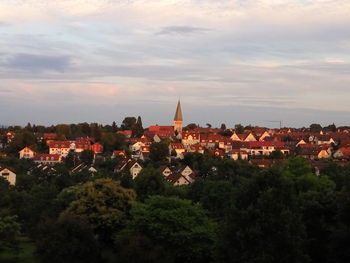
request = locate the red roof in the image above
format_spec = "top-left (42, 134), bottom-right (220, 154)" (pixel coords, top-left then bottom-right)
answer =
top-left (49, 140), bottom-right (71, 148)
top-left (170, 143), bottom-right (185, 149)
top-left (247, 141), bottom-right (286, 148)
top-left (34, 154), bottom-right (61, 161)
top-left (148, 125), bottom-right (174, 132)
top-left (43, 133), bottom-right (57, 140)
top-left (338, 147), bottom-right (350, 157)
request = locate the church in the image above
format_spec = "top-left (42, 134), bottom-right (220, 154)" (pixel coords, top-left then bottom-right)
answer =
top-left (146, 100), bottom-right (183, 138)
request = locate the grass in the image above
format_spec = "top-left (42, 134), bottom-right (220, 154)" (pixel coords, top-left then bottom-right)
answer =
top-left (0, 236), bottom-right (37, 263)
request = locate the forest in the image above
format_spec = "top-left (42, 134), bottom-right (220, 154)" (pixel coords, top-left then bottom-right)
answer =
top-left (1, 153), bottom-right (350, 263)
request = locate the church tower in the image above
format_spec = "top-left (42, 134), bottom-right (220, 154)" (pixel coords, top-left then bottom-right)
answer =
top-left (174, 100), bottom-right (183, 135)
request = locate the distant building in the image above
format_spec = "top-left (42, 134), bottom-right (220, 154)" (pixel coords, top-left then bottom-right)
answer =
top-left (91, 142), bottom-right (103, 154)
top-left (174, 100), bottom-right (183, 135)
top-left (19, 147), bottom-right (36, 159)
top-left (0, 167), bottom-right (16, 185)
top-left (34, 154), bottom-right (62, 165)
top-left (115, 159), bottom-right (143, 179)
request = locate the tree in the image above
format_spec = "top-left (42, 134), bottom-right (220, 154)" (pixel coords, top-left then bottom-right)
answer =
top-left (116, 196), bottom-right (217, 263)
top-left (310, 123), bottom-right (322, 133)
top-left (188, 179), bottom-right (235, 219)
top-left (0, 215), bottom-right (20, 253)
top-left (216, 169), bottom-right (309, 263)
top-left (149, 141), bottom-right (169, 162)
top-left (206, 123), bottom-right (212, 128)
top-left (36, 215), bottom-right (101, 263)
top-left (324, 123), bottom-right (337, 132)
top-left (184, 123), bottom-right (198, 130)
top-left (136, 116), bottom-right (143, 129)
top-left (234, 124), bottom-right (244, 134)
top-left (220, 123), bottom-right (226, 130)
top-left (121, 117), bottom-right (137, 130)
top-left (134, 167), bottom-right (165, 201)
top-left (63, 179), bottom-right (136, 242)
top-left (56, 124), bottom-right (71, 139)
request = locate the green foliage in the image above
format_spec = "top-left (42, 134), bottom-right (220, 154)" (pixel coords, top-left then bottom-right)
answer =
top-left (309, 123), bottom-right (322, 133)
top-left (0, 215), bottom-right (21, 252)
top-left (134, 167), bottom-right (165, 200)
top-left (184, 123), bottom-right (198, 130)
top-left (234, 124), bottom-right (244, 133)
top-left (280, 156), bottom-right (313, 177)
top-left (101, 132), bottom-right (127, 153)
top-left (188, 179), bottom-right (235, 219)
top-left (63, 178), bottom-right (136, 242)
top-left (117, 196), bottom-right (217, 263)
top-left (121, 116), bottom-right (144, 137)
top-left (6, 132), bottom-right (36, 155)
top-left (216, 169), bottom-right (309, 263)
top-left (149, 141), bottom-right (169, 162)
top-left (36, 215), bottom-right (100, 263)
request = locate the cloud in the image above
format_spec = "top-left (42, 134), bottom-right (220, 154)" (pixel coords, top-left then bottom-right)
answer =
top-left (2, 53), bottom-right (73, 72)
top-left (0, 1), bottom-right (350, 126)
top-left (156, 26), bottom-right (210, 35)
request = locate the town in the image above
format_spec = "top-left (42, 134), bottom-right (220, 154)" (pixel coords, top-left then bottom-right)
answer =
top-left (1, 100), bottom-right (349, 186)
top-left (1, 101), bottom-right (350, 263)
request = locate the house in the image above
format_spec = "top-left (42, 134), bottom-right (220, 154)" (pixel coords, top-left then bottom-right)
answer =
top-left (0, 167), bottom-right (16, 185)
top-left (34, 154), bottom-right (62, 165)
top-left (230, 132), bottom-right (257, 142)
top-left (298, 144), bottom-right (331, 160)
top-left (91, 142), bottom-right (103, 154)
top-left (73, 138), bottom-right (91, 153)
top-left (334, 147), bottom-right (350, 159)
top-left (43, 133), bottom-right (57, 143)
top-left (182, 131), bottom-right (200, 146)
top-left (248, 141), bottom-right (289, 156)
top-left (147, 125), bottom-right (175, 138)
top-left (230, 150), bottom-right (249, 160)
top-left (160, 166), bottom-right (172, 177)
top-left (71, 163), bottom-right (97, 174)
top-left (315, 135), bottom-right (335, 145)
top-left (115, 159), bottom-right (142, 179)
top-left (19, 147), bottom-right (36, 159)
top-left (188, 143), bottom-right (205, 154)
top-left (112, 150), bottom-right (127, 159)
top-left (258, 131), bottom-right (271, 141)
top-left (169, 143), bottom-right (186, 159)
top-left (6, 132), bottom-right (15, 143)
top-left (49, 140), bottom-right (72, 157)
top-left (164, 165), bottom-right (196, 186)
top-left (296, 139), bottom-right (307, 147)
top-left (178, 166), bottom-right (196, 183)
top-left (200, 134), bottom-right (226, 149)
top-left (166, 172), bottom-right (192, 186)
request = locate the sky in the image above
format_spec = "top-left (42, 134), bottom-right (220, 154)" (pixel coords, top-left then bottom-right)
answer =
top-left (0, 0), bottom-right (350, 128)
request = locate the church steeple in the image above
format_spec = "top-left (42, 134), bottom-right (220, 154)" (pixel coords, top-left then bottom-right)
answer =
top-left (174, 100), bottom-right (183, 121)
top-left (173, 100), bottom-right (183, 134)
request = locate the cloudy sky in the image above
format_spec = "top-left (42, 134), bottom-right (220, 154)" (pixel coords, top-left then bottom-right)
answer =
top-left (1, 0), bottom-right (350, 128)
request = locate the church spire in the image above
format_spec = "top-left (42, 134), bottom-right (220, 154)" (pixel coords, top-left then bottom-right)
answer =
top-left (174, 100), bottom-right (183, 121)
top-left (173, 100), bottom-right (183, 135)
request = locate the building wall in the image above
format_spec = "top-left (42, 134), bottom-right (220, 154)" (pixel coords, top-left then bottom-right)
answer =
top-left (0, 168), bottom-right (16, 185)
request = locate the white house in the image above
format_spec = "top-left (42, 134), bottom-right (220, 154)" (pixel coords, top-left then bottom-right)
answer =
top-left (19, 147), bottom-right (36, 159)
top-left (0, 167), bottom-right (16, 185)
